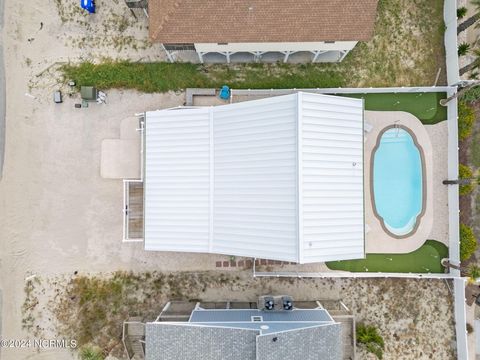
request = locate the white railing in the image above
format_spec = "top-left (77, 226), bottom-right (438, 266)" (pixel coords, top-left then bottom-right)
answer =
top-left (454, 278), bottom-right (469, 360)
top-left (123, 114), bottom-right (145, 242)
top-left (444, 0), bottom-right (460, 85)
top-left (231, 86), bottom-right (452, 99)
top-left (447, 92), bottom-right (460, 274)
top-left (253, 270), bottom-right (457, 279)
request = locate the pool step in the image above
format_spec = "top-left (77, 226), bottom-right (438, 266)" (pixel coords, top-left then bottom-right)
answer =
top-left (381, 130), bottom-right (411, 143)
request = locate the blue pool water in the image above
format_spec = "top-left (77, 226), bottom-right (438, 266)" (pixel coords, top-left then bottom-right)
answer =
top-left (373, 128), bottom-right (423, 236)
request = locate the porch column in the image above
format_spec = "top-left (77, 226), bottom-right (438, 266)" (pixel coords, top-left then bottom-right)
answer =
top-left (283, 51), bottom-right (291, 63)
top-left (161, 44), bottom-right (174, 63)
top-left (226, 52), bottom-right (231, 63)
top-left (198, 52), bottom-right (204, 64)
top-left (254, 51), bottom-right (264, 62)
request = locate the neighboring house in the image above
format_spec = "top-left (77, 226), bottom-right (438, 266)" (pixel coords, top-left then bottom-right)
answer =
top-left (123, 92), bottom-right (365, 263)
top-left (123, 296), bottom-right (356, 360)
top-left (148, 0), bottom-right (379, 63)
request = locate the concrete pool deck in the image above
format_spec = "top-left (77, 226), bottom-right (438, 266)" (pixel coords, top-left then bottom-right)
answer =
top-left (364, 111), bottom-right (448, 254)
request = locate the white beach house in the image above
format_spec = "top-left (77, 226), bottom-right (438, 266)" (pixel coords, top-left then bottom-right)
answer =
top-left (148, 0), bottom-right (379, 63)
top-left (125, 93), bottom-right (365, 263)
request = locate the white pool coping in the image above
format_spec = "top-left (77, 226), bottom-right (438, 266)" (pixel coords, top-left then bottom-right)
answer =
top-left (364, 111), bottom-right (434, 254)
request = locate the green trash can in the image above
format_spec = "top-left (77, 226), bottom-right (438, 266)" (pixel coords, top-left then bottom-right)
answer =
top-left (80, 86), bottom-right (98, 101)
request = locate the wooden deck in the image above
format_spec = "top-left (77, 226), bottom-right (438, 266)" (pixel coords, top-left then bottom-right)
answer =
top-left (126, 181), bottom-right (143, 239)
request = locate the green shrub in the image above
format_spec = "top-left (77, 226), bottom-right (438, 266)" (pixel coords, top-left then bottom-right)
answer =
top-left (80, 346), bottom-right (103, 360)
top-left (460, 224), bottom-right (478, 261)
top-left (458, 101), bottom-right (475, 140)
top-left (463, 86), bottom-right (480, 103)
top-left (357, 323), bottom-right (384, 359)
top-left (457, 7), bottom-right (468, 19)
top-left (467, 323), bottom-right (474, 334)
top-left (458, 42), bottom-right (471, 56)
top-left (459, 164), bottom-right (474, 195)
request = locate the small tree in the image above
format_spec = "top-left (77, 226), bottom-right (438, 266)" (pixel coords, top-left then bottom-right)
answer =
top-left (458, 102), bottom-right (475, 140)
top-left (459, 43), bottom-right (471, 56)
top-left (357, 323), bottom-right (384, 359)
top-left (460, 224), bottom-right (478, 261)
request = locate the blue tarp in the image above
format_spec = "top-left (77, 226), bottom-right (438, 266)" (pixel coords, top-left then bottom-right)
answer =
top-left (80, 0), bottom-right (95, 13)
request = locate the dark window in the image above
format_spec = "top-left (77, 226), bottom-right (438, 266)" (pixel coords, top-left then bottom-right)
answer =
top-left (324, 41), bottom-right (336, 44)
top-left (164, 43), bottom-right (196, 51)
top-left (217, 43), bottom-right (228, 45)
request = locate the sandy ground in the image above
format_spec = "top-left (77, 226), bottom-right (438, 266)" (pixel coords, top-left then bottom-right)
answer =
top-left (0, 1), bottom-right (222, 359)
top-left (0, 0), bottom-right (459, 359)
top-left (19, 272), bottom-right (458, 360)
top-left (459, 0), bottom-right (480, 78)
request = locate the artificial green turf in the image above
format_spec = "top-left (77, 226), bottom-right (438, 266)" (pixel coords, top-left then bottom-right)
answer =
top-left (325, 240), bottom-right (448, 273)
top-left (342, 92), bottom-right (448, 124)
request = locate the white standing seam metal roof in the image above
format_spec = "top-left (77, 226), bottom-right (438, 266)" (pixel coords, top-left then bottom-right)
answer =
top-left (144, 92), bottom-right (364, 263)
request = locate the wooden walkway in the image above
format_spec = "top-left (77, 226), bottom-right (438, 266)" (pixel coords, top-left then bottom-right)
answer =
top-left (127, 182), bottom-right (143, 239)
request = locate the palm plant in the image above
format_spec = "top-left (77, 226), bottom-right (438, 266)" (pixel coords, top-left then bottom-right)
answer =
top-left (458, 7), bottom-right (468, 19)
top-left (441, 259), bottom-right (480, 282)
top-left (357, 324), bottom-right (384, 360)
top-left (467, 265), bottom-right (480, 283)
top-left (458, 0), bottom-right (480, 34)
top-left (459, 42), bottom-right (471, 56)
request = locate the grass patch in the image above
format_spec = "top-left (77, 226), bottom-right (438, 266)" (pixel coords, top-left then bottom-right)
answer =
top-left (343, 92), bottom-right (447, 124)
top-left (61, 1), bottom-right (446, 91)
top-left (471, 130), bottom-right (480, 168)
top-left (62, 62), bottom-right (345, 92)
top-left (326, 240), bottom-right (448, 273)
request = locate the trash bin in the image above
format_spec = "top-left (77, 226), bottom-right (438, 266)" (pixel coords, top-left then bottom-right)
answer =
top-left (80, 86), bottom-right (98, 101)
top-left (54, 91), bottom-right (62, 104)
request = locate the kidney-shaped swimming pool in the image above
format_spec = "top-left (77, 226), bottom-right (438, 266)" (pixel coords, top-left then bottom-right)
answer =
top-left (372, 126), bottom-right (425, 237)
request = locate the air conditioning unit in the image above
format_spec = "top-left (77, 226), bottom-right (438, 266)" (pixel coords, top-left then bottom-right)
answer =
top-left (259, 296), bottom-right (275, 311)
top-left (258, 295), bottom-right (294, 311)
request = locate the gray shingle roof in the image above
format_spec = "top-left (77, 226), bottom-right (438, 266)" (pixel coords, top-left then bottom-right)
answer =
top-left (145, 324), bottom-right (258, 360)
top-left (146, 308), bottom-right (343, 360)
top-left (257, 324), bottom-right (343, 360)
